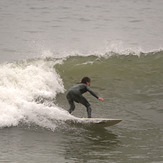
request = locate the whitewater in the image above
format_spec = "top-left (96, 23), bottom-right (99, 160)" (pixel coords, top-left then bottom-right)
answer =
top-left (0, 58), bottom-right (75, 129)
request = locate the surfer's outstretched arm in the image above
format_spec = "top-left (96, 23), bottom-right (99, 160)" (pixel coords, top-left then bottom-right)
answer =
top-left (86, 85), bottom-right (104, 102)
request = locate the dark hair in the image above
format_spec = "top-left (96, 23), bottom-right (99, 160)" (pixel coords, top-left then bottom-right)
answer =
top-left (81, 77), bottom-right (91, 84)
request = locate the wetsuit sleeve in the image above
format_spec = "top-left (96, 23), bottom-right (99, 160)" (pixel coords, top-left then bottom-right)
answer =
top-left (86, 86), bottom-right (99, 99)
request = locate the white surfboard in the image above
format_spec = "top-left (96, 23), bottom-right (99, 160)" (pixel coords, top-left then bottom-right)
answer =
top-left (65, 118), bottom-right (122, 127)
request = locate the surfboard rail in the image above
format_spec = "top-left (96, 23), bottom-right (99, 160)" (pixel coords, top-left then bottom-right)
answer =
top-left (65, 118), bottom-right (122, 127)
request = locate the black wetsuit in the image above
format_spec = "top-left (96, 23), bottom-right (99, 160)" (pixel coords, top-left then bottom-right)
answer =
top-left (66, 83), bottom-right (99, 118)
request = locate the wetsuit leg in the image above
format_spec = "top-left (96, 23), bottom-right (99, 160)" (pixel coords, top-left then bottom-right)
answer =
top-left (66, 92), bottom-right (75, 114)
top-left (86, 106), bottom-right (92, 118)
top-left (78, 96), bottom-right (92, 118)
top-left (67, 99), bottom-right (75, 114)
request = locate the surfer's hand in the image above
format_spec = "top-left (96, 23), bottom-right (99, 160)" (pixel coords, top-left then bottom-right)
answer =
top-left (98, 97), bottom-right (104, 102)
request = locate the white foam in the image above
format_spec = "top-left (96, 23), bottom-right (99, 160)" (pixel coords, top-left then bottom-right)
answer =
top-left (103, 40), bottom-right (143, 56)
top-left (0, 59), bottom-right (73, 129)
top-left (49, 42), bottom-right (144, 59)
top-left (37, 42), bottom-right (163, 60)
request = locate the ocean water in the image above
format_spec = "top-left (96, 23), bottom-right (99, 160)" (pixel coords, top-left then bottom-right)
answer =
top-left (0, 0), bottom-right (163, 162)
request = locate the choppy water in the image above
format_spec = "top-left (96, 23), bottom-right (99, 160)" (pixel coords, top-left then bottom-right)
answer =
top-left (0, 0), bottom-right (163, 162)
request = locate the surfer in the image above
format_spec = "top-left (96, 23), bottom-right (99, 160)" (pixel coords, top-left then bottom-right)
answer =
top-left (66, 77), bottom-right (104, 118)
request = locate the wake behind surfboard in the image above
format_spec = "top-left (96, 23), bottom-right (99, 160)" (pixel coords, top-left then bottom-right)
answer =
top-left (65, 118), bottom-right (122, 127)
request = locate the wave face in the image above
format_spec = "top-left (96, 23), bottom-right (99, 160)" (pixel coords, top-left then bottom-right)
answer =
top-left (0, 50), bottom-right (162, 129)
top-left (57, 50), bottom-right (163, 92)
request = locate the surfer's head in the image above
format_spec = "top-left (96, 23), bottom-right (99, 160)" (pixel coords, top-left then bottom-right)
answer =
top-left (81, 77), bottom-right (91, 86)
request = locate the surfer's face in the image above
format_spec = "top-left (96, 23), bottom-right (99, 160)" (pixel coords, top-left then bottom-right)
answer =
top-left (86, 82), bottom-right (90, 86)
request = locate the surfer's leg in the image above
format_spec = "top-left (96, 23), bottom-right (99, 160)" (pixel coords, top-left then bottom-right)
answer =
top-left (78, 96), bottom-right (92, 118)
top-left (68, 100), bottom-right (75, 114)
top-left (66, 92), bottom-right (75, 114)
top-left (86, 106), bottom-right (92, 118)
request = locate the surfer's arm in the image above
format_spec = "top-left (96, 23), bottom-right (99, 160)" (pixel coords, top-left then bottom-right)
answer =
top-left (86, 86), bottom-right (102, 100)
top-left (86, 86), bottom-right (98, 98)
top-left (86, 86), bottom-right (104, 102)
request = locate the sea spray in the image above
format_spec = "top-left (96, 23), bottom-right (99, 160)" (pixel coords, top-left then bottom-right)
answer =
top-left (0, 58), bottom-right (74, 129)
